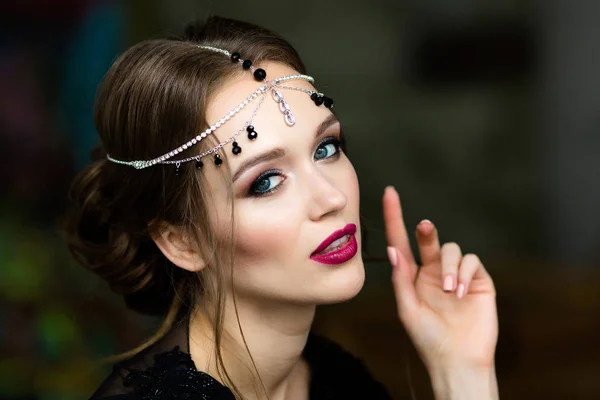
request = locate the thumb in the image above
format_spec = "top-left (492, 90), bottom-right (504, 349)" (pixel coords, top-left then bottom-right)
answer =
top-left (388, 246), bottom-right (419, 322)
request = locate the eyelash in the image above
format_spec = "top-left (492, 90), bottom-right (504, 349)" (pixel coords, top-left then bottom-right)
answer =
top-left (247, 136), bottom-right (343, 197)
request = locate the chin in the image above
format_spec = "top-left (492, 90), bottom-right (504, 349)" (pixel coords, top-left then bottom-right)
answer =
top-left (316, 258), bottom-right (366, 305)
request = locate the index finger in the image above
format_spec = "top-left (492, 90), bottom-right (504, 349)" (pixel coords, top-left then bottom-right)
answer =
top-left (382, 186), bottom-right (416, 266)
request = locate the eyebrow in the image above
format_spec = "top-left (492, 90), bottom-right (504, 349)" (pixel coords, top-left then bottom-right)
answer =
top-left (231, 113), bottom-right (340, 182)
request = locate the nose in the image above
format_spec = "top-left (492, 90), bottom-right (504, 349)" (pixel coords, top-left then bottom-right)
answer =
top-left (307, 169), bottom-right (348, 221)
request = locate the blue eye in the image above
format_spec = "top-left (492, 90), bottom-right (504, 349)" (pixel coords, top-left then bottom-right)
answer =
top-left (249, 169), bottom-right (285, 196)
top-left (247, 137), bottom-right (343, 198)
top-left (314, 137), bottom-right (341, 160)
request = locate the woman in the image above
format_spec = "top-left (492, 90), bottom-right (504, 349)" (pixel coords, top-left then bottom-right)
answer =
top-left (65, 16), bottom-right (499, 399)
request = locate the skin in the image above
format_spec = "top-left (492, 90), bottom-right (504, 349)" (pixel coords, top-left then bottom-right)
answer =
top-left (155, 61), bottom-right (499, 400)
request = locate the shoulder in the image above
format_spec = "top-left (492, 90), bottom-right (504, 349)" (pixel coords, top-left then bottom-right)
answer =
top-left (304, 333), bottom-right (393, 399)
top-left (88, 346), bottom-right (235, 400)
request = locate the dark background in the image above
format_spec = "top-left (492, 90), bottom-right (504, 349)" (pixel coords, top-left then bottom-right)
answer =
top-left (2, 0), bottom-right (600, 399)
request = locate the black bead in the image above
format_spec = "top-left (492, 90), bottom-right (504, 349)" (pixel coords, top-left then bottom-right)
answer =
top-left (248, 130), bottom-right (258, 140)
top-left (242, 59), bottom-right (252, 70)
top-left (175, 165), bottom-right (181, 175)
top-left (310, 93), bottom-right (318, 101)
top-left (314, 96), bottom-right (324, 106)
top-left (253, 68), bottom-right (266, 81)
top-left (231, 52), bottom-right (241, 62)
top-left (246, 125), bottom-right (254, 133)
top-left (196, 160), bottom-right (203, 169)
top-left (232, 142), bottom-right (242, 155)
top-left (214, 154), bottom-right (222, 166)
top-left (323, 96), bottom-right (333, 108)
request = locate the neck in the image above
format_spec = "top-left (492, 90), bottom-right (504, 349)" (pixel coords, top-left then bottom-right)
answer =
top-left (189, 296), bottom-right (315, 400)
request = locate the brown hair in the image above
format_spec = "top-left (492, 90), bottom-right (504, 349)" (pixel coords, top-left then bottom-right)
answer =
top-left (63, 16), bottom-right (306, 398)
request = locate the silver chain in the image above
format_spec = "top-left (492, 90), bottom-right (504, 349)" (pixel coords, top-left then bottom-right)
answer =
top-left (106, 43), bottom-right (319, 170)
top-left (277, 84), bottom-right (320, 97)
top-left (161, 93), bottom-right (267, 165)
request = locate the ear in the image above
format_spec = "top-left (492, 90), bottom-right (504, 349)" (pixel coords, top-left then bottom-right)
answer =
top-left (153, 226), bottom-right (206, 272)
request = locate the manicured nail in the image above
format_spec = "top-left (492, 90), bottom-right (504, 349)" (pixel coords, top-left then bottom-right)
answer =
top-left (387, 246), bottom-right (398, 266)
top-left (419, 219), bottom-right (434, 235)
top-left (443, 275), bottom-right (453, 291)
top-left (457, 283), bottom-right (465, 299)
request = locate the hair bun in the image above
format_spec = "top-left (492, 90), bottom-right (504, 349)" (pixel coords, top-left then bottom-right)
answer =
top-left (63, 148), bottom-right (177, 316)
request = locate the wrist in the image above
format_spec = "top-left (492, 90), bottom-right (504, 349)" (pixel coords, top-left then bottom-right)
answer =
top-left (429, 363), bottom-right (498, 400)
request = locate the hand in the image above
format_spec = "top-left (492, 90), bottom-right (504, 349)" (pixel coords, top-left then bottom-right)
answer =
top-left (382, 186), bottom-right (498, 375)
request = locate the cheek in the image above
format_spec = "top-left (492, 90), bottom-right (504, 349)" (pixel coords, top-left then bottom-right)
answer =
top-left (232, 198), bottom-right (304, 263)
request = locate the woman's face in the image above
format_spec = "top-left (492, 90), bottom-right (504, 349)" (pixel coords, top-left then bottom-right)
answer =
top-left (203, 62), bottom-right (364, 306)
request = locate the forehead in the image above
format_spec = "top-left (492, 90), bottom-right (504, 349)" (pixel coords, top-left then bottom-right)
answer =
top-left (204, 61), bottom-right (336, 174)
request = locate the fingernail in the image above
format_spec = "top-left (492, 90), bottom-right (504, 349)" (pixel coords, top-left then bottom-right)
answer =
top-left (457, 283), bottom-right (465, 299)
top-left (387, 246), bottom-right (398, 266)
top-left (419, 219), bottom-right (434, 235)
top-left (443, 275), bottom-right (453, 291)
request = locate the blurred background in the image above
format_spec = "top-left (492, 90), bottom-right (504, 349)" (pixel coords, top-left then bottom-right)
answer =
top-left (2, 0), bottom-right (600, 399)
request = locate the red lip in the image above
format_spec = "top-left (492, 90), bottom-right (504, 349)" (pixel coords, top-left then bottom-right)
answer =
top-left (311, 223), bottom-right (357, 255)
top-left (310, 235), bottom-right (358, 265)
top-left (310, 223), bottom-right (358, 265)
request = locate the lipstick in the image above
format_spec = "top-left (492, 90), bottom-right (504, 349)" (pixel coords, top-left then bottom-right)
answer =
top-left (310, 223), bottom-right (358, 265)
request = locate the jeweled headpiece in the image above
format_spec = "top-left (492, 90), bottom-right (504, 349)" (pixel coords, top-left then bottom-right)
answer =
top-left (106, 45), bottom-right (334, 174)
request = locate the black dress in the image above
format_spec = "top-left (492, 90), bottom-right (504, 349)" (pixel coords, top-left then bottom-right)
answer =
top-left (89, 318), bottom-right (393, 400)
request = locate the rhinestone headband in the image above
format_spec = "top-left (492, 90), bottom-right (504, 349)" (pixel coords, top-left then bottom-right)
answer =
top-left (106, 45), bottom-right (334, 173)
